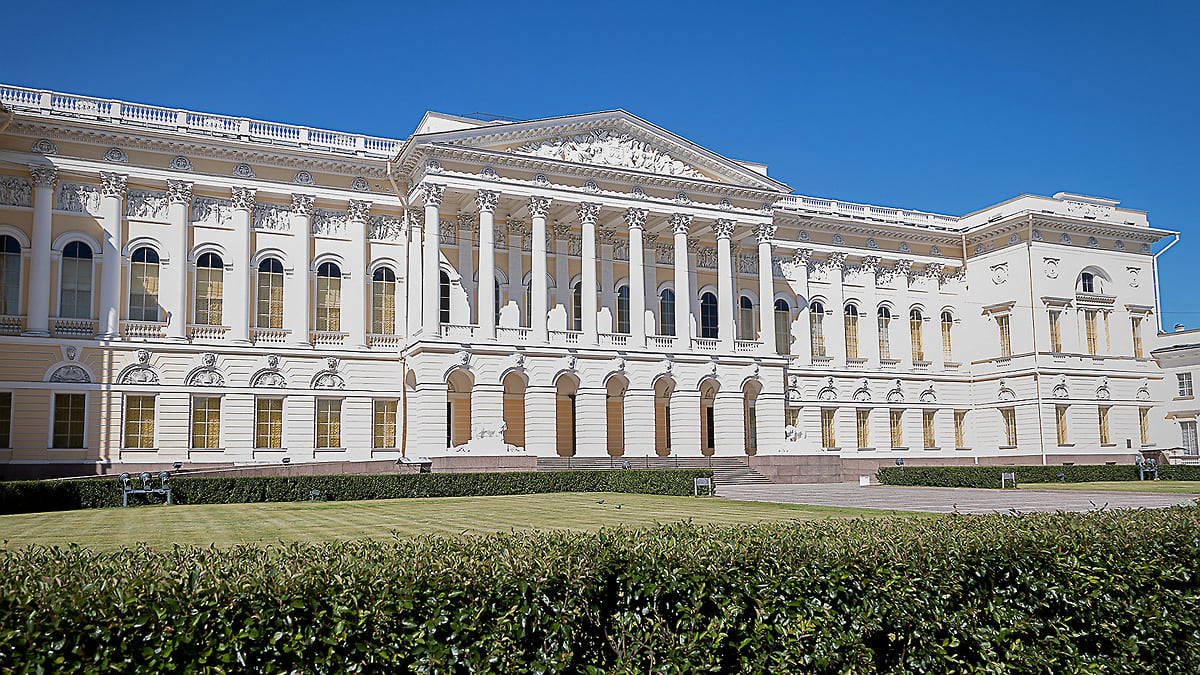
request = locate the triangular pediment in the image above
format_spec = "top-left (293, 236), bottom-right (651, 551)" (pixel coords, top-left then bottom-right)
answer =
top-left (399, 110), bottom-right (791, 193)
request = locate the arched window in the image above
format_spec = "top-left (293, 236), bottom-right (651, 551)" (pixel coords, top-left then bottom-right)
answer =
top-left (941, 311), bottom-right (954, 361)
top-left (256, 258), bottom-right (284, 329)
top-left (1080, 271), bottom-right (1095, 293)
top-left (571, 282), bottom-right (582, 331)
top-left (774, 299), bottom-right (790, 356)
top-left (877, 306), bottom-right (892, 360)
top-left (844, 304), bottom-right (860, 359)
top-left (372, 267), bottom-right (396, 334)
top-left (910, 308), bottom-right (924, 362)
top-left (128, 247), bottom-right (160, 321)
top-left (739, 295), bottom-right (755, 340)
top-left (810, 301), bottom-right (826, 357)
top-left (316, 262), bottom-right (341, 332)
top-left (700, 292), bottom-right (719, 338)
top-left (0, 235), bottom-right (21, 316)
top-left (615, 285), bottom-right (630, 334)
top-left (659, 289), bottom-right (675, 336)
top-left (194, 252), bottom-right (223, 325)
top-left (439, 271), bottom-right (451, 325)
top-left (60, 242), bottom-right (94, 319)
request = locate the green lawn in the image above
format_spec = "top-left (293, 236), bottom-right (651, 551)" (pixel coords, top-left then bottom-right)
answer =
top-left (1020, 481), bottom-right (1200, 494)
top-left (0, 492), bottom-right (910, 551)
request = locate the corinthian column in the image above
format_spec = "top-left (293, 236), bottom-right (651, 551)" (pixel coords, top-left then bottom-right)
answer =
top-left (97, 172), bottom-right (126, 339)
top-left (228, 187), bottom-right (255, 344)
top-left (421, 183), bottom-right (444, 336)
top-left (476, 190), bottom-right (499, 340)
top-left (24, 164), bottom-right (56, 336)
top-left (670, 213), bottom-right (693, 349)
top-left (624, 208), bottom-right (647, 348)
top-left (578, 203), bottom-right (601, 346)
top-left (164, 180), bottom-right (192, 341)
top-left (713, 219), bottom-right (735, 351)
top-left (288, 195), bottom-right (314, 346)
top-left (755, 223), bottom-right (777, 354)
top-left (407, 210), bottom-right (422, 336)
top-left (529, 196), bottom-right (551, 343)
top-left (346, 199), bottom-right (371, 349)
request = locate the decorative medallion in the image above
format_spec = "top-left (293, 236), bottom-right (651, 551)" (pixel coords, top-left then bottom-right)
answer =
top-left (1044, 257), bottom-right (1060, 279)
top-left (1087, 236), bottom-right (1099, 248)
top-left (817, 376), bottom-right (837, 402)
top-left (293, 171), bottom-right (315, 186)
top-left (1115, 240), bottom-right (1126, 251)
top-left (898, 242), bottom-right (911, 253)
top-left (990, 262), bottom-right (1009, 285)
top-left (118, 348), bottom-right (159, 385)
top-left (169, 156), bottom-right (194, 171)
top-left (919, 382), bottom-right (937, 403)
top-left (533, 173), bottom-right (551, 186)
top-left (674, 191), bottom-right (690, 205)
top-left (1140, 243), bottom-right (1152, 254)
top-left (886, 380), bottom-right (904, 403)
top-left (866, 238), bottom-right (878, 249)
top-left (49, 364), bottom-right (90, 383)
top-left (997, 379), bottom-right (1016, 401)
top-left (797, 230), bottom-right (811, 242)
top-left (424, 159), bottom-right (443, 173)
top-left (480, 166), bottom-right (499, 180)
top-left (233, 163), bottom-right (255, 178)
top-left (1060, 233), bottom-right (1072, 244)
top-left (583, 180), bottom-right (601, 193)
top-left (350, 176), bottom-right (370, 192)
top-left (929, 245), bottom-right (941, 256)
top-left (103, 147), bottom-right (128, 163)
top-left (32, 139), bottom-right (58, 155)
top-left (1008, 233), bottom-right (1021, 245)
top-left (832, 234), bottom-right (845, 245)
top-left (1128, 267), bottom-right (1140, 288)
top-left (718, 198), bottom-right (733, 210)
top-left (1032, 229), bottom-right (1043, 241)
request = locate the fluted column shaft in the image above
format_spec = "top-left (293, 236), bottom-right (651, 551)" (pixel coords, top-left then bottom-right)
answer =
top-left (228, 186), bottom-right (254, 344)
top-left (477, 190), bottom-right (498, 340)
top-left (421, 184), bottom-right (444, 335)
top-left (25, 165), bottom-right (56, 336)
top-left (756, 224), bottom-right (777, 354)
top-left (671, 213), bottom-right (693, 348)
top-left (346, 200), bottom-right (370, 349)
top-left (579, 203), bottom-right (600, 345)
top-left (625, 208), bottom-right (647, 348)
top-left (714, 219), bottom-right (735, 350)
top-left (98, 172), bottom-right (126, 339)
top-left (529, 197), bottom-right (551, 342)
top-left (165, 181), bottom-right (192, 341)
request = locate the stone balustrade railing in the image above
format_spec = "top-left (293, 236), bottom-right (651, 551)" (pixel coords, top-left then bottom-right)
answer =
top-left (775, 194), bottom-right (961, 230)
top-left (0, 314), bottom-right (25, 335)
top-left (121, 320), bottom-right (165, 340)
top-left (250, 327), bottom-right (289, 344)
top-left (188, 324), bottom-right (229, 341)
top-left (367, 333), bottom-right (402, 350)
top-left (52, 318), bottom-right (97, 337)
top-left (311, 330), bottom-right (347, 347)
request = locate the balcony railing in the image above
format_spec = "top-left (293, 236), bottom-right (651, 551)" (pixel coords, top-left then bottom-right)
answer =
top-left (497, 326), bottom-right (531, 343)
top-left (368, 333), bottom-right (402, 350)
top-left (0, 314), bottom-right (25, 335)
top-left (599, 332), bottom-right (629, 348)
top-left (311, 330), bottom-right (347, 347)
top-left (880, 358), bottom-right (900, 370)
top-left (548, 329), bottom-right (581, 346)
top-left (846, 357), bottom-right (868, 370)
top-left (440, 323), bottom-right (476, 341)
top-left (121, 320), bottom-right (165, 340)
top-left (692, 338), bottom-right (718, 353)
top-left (52, 318), bottom-right (97, 337)
top-left (913, 360), bottom-right (931, 372)
top-left (734, 340), bottom-right (760, 354)
top-left (188, 324), bottom-right (229, 341)
top-left (250, 327), bottom-right (289, 344)
top-left (648, 335), bottom-right (675, 350)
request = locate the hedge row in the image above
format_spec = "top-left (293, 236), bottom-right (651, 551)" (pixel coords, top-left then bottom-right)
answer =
top-left (876, 463), bottom-right (1200, 488)
top-left (0, 469), bottom-right (711, 515)
top-left (3, 507), bottom-right (1199, 672)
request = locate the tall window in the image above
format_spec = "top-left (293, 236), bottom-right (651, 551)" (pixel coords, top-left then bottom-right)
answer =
top-left (371, 268), bottom-right (396, 334)
top-left (810, 302), bottom-right (826, 357)
top-left (844, 305), bottom-right (859, 359)
top-left (1098, 406), bottom-right (1111, 445)
top-left (997, 314), bottom-right (1012, 357)
top-left (954, 410), bottom-right (967, 448)
top-left (1182, 420), bottom-right (1198, 456)
top-left (877, 307), bottom-right (894, 360)
top-left (255, 398), bottom-right (283, 449)
top-left (941, 311), bottom-right (953, 362)
top-left (52, 393), bottom-right (86, 449)
top-left (1056, 406), bottom-right (1069, 445)
top-left (0, 235), bottom-right (20, 315)
top-left (571, 282), bottom-right (582, 331)
top-left (1180, 373), bottom-right (1195, 398)
top-left (374, 399), bottom-right (398, 449)
top-left (1084, 310), bottom-right (1099, 355)
top-left (738, 295), bottom-right (754, 340)
top-left (889, 409), bottom-right (903, 448)
top-left (316, 399), bottom-right (342, 448)
top-left (923, 410), bottom-right (936, 449)
top-left (439, 271), bottom-right (451, 325)
top-left (700, 292), bottom-right (718, 339)
top-left (128, 247), bottom-right (160, 321)
top-left (59, 242), bottom-right (94, 319)
top-left (123, 395), bottom-right (155, 449)
top-left (856, 409), bottom-right (870, 448)
top-left (774, 300), bottom-right (790, 355)
top-left (615, 285), bottom-right (630, 334)
top-left (0, 392), bottom-right (10, 448)
top-left (194, 252), bottom-right (224, 326)
top-left (820, 408), bottom-right (835, 448)
top-left (1049, 310), bottom-right (1063, 352)
top-left (1080, 271), bottom-right (1095, 293)
top-left (1131, 317), bottom-right (1144, 358)
top-left (191, 396), bottom-right (221, 449)
top-left (256, 258), bottom-right (284, 329)
top-left (910, 309), bottom-right (925, 362)
top-left (316, 262), bottom-right (342, 332)
top-left (659, 289), bottom-right (675, 336)
top-left (1139, 408), bottom-right (1151, 446)
top-left (1001, 408), bottom-right (1017, 446)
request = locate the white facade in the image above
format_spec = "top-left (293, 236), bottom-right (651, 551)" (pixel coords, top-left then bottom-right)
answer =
top-left (0, 84), bottom-right (1179, 479)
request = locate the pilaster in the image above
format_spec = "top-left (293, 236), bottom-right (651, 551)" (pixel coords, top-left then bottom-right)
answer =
top-left (24, 164), bottom-right (56, 336)
top-left (346, 199), bottom-right (370, 349)
top-left (97, 172), bottom-right (126, 339)
top-left (165, 180), bottom-right (193, 341)
top-left (227, 186), bottom-right (255, 344)
top-left (288, 194), bottom-right (314, 346)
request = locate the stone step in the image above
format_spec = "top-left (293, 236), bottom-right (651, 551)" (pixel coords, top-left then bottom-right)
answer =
top-left (535, 456), bottom-right (773, 486)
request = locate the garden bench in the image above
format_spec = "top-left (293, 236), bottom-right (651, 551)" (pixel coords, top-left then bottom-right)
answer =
top-left (119, 471), bottom-right (172, 507)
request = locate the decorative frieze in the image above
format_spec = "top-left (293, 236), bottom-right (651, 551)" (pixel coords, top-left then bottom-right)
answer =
top-left (369, 215), bottom-right (403, 242)
top-left (348, 200), bottom-right (371, 222)
top-left (125, 189), bottom-right (168, 220)
top-left (167, 180), bottom-right (193, 206)
top-left (697, 246), bottom-right (718, 269)
top-left (513, 129), bottom-right (706, 179)
top-left (567, 233), bottom-right (582, 256)
top-left (99, 172), bottom-right (127, 199)
top-left (597, 227), bottom-right (615, 245)
top-left (312, 208), bottom-right (349, 236)
top-left (58, 183), bottom-right (102, 214)
top-left (772, 255), bottom-right (787, 278)
top-left (230, 187), bottom-right (256, 211)
top-left (191, 196), bottom-right (232, 225)
top-left (253, 202), bottom-right (292, 232)
top-left (495, 221), bottom-right (508, 249)
top-left (0, 175), bottom-right (33, 207)
top-left (656, 241), bottom-right (674, 265)
top-left (613, 237), bottom-right (629, 261)
top-left (738, 251), bottom-right (758, 275)
top-left (291, 194), bottom-right (314, 217)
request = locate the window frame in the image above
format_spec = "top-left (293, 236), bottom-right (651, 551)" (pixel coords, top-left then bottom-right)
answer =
top-left (256, 258), bottom-right (285, 330)
top-left (856, 408), bottom-right (870, 449)
top-left (889, 409), bottom-right (904, 448)
top-left (127, 246), bottom-right (161, 322)
top-left (0, 391), bottom-right (12, 449)
top-left (1178, 373), bottom-right (1194, 398)
top-left (194, 252), bottom-right (224, 326)
top-left (254, 397), bottom-right (284, 450)
top-left (1001, 407), bottom-right (1017, 447)
top-left (820, 408), bottom-right (836, 449)
top-left (315, 262), bottom-right (343, 332)
top-left (123, 394), bottom-right (156, 449)
top-left (658, 288), bottom-right (675, 336)
top-left (51, 391), bottom-right (88, 449)
top-left (58, 241), bottom-right (95, 320)
top-left (373, 399), bottom-right (399, 449)
top-left (810, 302), bottom-right (827, 357)
top-left (699, 291), bottom-right (719, 339)
top-left (844, 304), bottom-right (859, 359)
top-left (0, 235), bottom-right (22, 316)
top-left (190, 395), bottom-right (222, 450)
top-left (371, 267), bottom-right (397, 335)
top-left (316, 398), bottom-right (343, 449)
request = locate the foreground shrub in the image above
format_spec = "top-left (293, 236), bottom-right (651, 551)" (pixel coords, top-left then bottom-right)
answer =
top-left (0, 469), bottom-right (710, 515)
top-left (1, 507), bottom-right (1199, 672)
top-left (877, 463), bottom-right (1200, 488)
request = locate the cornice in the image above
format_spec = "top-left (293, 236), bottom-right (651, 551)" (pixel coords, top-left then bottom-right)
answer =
top-left (776, 216), bottom-right (960, 246)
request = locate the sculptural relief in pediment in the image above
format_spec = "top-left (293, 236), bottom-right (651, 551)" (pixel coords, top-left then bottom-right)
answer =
top-left (510, 130), bottom-right (709, 179)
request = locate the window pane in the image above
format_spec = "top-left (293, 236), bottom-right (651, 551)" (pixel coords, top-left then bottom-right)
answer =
top-left (372, 279), bottom-right (396, 334)
top-left (256, 269), bottom-right (284, 329)
top-left (0, 239), bottom-right (20, 315)
top-left (123, 395), bottom-right (155, 449)
top-left (316, 275), bottom-right (342, 332)
top-left (373, 399), bottom-right (398, 449)
top-left (128, 250), bottom-right (160, 321)
top-left (255, 398), bottom-right (283, 449)
top-left (60, 255), bottom-right (93, 319)
top-left (0, 392), bottom-right (12, 448)
top-left (53, 393), bottom-right (86, 448)
top-left (196, 267), bottom-right (223, 325)
top-left (317, 399), bottom-right (342, 448)
top-left (191, 397), bottom-right (221, 449)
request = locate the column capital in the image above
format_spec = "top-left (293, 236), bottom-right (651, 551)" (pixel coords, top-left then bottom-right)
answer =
top-left (754, 222), bottom-right (777, 244)
top-left (923, 262), bottom-right (944, 278)
top-left (99, 172), bottom-right (127, 199)
top-left (291, 193), bottom-right (315, 216)
top-left (827, 251), bottom-right (848, 270)
top-left (348, 199), bottom-right (372, 222)
top-left (528, 195), bottom-right (552, 219)
top-left (669, 212), bottom-right (692, 235)
top-left (421, 182), bottom-right (445, 208)
top-left (577, 202), bottom-right (600, 226)
top-left (28, 164), bottom-right (57, 188)
top-left (623, 207), bottom-right (647, 231)
top-left (168, 180), bottom-right (194, 206)
top-left (860, 255), bottom-right (881, 273)
top-left (231, 186), bottom-right (256, 211)
top-left (712, 218), bottom-right (735, 240)
top-left (476, 189), bottom-right (499, 214)
top-left (793, 247), bottom-right (813, 266)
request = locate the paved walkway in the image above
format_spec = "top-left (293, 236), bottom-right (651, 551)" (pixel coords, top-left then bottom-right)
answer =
top-left (720, 483), bottom-right (1200, 515)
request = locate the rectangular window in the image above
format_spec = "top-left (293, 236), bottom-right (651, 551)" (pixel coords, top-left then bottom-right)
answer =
top-left (255, 398), bottom-right (283, 449)
top-left (1056, 406), bottom-right (1069, 446)
top-left (941, 315), bottom-right (953, 362)
top-left (1084, 310), bottom-right (1098, 355)
top-left (1182, 420), bottom-right (1199, 455)
top-left (316, 399), bottom-right (342, 449)
top-left (0, 392), bottom-right (12, 448)
top-left (128, 259), bottom-right (160, 322)
top-left (372, 278), bottom-right (396, 334)
top-left (123, 395), bottom-right (155, 449)
top-left (1179, 373), bottom-right (1194, 398)
top-left (810, 313), bottom-right (826, 357)
top-left (820, 408), bottom-right (835, 448)
top-left (844, 312), bottom-right (859, 359)
top-left (1049, 310), bottom-right (1062, 353)
top-left (1098, 406), bottom-right (1111, 445)
top-left (191, 396), bottom-right (221, 449)
top-left (954, 410), bottom-right (966, 448)
top-left (316, 276), bottom-right (342, 332)
top-left (775, 308), bottom-right (791, 356)
top-left (889, 409), bottom-right (903, 448)
top-left (923, 410), bottom-right (935, 448)
top-left (1103, 313), bottom-right (1111, 354)
top-left (1139, 408), bottom-right (1150, 446)
top-left (195, 266), bottom-right (223, 326)
top-left (257, 271), bottom-right (284, 329)
top-left (784, 407), bottom-right (799, 430)
top-left (1001, 408), bottom-right (1017, 446)
top-left (1131, 317), bottom-right (1144, 358)
top-left (910, 316), bottom-right (924, 362)
top-left (60, 255), bottom-right (92, 319)
top-left (52, 393), bottom-right (86, 449)
top-left (856, 409), bottom-right (869, 448)
top-left (997, 315), bottom-right (1012, 357)
top-left (373, 399), bottom-right (398, 449)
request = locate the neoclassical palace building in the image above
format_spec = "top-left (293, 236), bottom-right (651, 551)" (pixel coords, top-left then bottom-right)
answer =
top-left (0, 83), bottom-right (1184, 480)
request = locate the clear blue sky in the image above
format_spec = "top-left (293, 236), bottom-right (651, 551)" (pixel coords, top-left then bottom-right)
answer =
top-left (6, 1), bottom-right (1197, 329)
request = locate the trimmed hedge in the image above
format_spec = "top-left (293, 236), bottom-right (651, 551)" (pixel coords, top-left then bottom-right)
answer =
top-left (0, 469), bottom-right (711, 515)
top-left (877, 463), bottom-right (1200, 488)
top-left (2, 508), bottom-right (1199, 672)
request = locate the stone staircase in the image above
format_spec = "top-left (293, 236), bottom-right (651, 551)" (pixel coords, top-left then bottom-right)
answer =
top-left (535, 456), bottom-right (772, 486)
